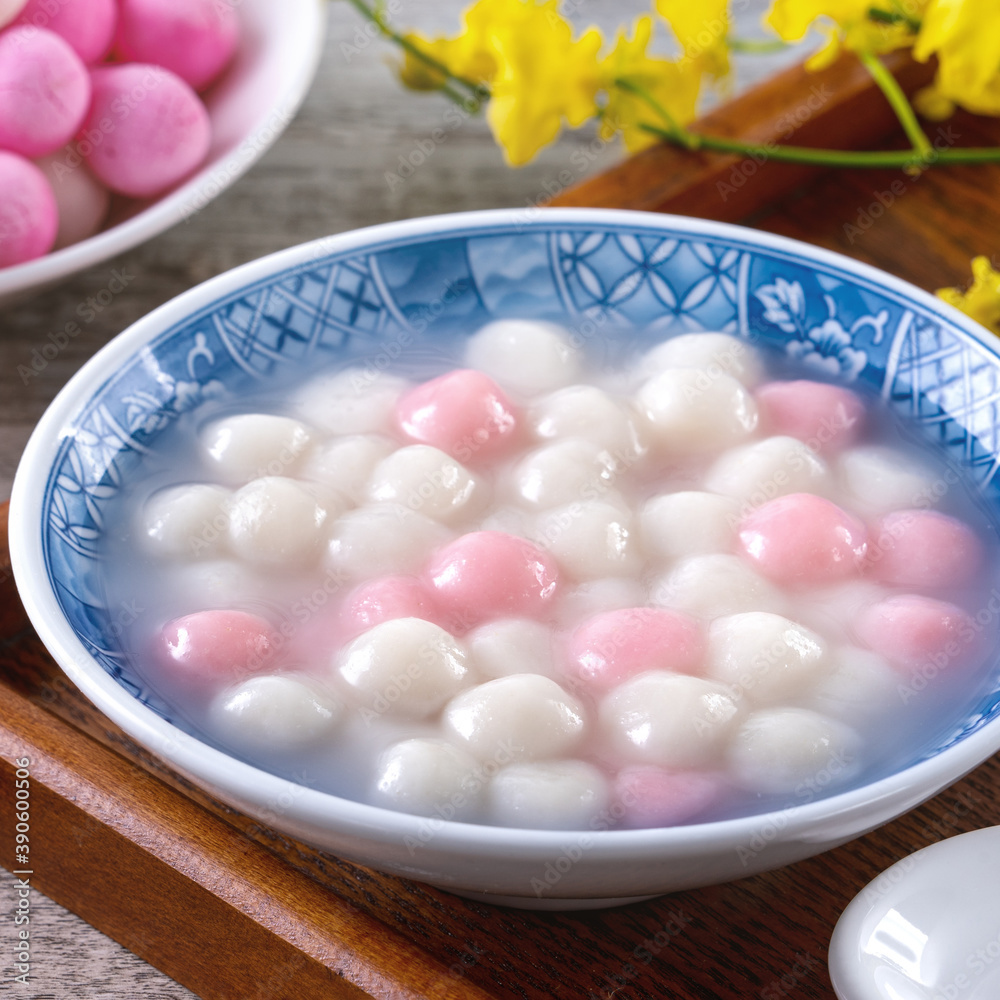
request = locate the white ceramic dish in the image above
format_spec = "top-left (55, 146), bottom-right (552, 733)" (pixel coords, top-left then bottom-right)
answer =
top-left (12, 207), bottom-right (1000, 909)
top-left (0, 0), bottom-right (327, 309)
top-left (829, 827), bottom-right (1000, 1000)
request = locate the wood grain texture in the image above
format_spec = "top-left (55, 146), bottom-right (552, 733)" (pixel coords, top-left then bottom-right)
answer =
top-left (750, 107), bottom-right (1000, 289)
top-left (0, 650), bottom-right (499, 1000)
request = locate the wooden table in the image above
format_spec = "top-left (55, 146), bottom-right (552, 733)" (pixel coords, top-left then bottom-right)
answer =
top-left (4, 2), bottom-right (1000, 997)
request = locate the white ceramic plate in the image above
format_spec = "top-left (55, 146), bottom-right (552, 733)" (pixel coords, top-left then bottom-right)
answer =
top-left (0, 0), bottom-right (327, 309)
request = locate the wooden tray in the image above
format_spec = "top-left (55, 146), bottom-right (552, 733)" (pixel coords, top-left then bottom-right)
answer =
top-left (5, 51), bottom-right (1000, 1000)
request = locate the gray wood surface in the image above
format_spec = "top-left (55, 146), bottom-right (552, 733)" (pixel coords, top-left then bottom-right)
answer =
top-left (0, 1), bottom-right (797, 995)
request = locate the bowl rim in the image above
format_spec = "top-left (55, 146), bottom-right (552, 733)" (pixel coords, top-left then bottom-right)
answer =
top-left (0, 0), bottom-right (327, 302)
top-left (12, 205), bottom-right (1000, 864)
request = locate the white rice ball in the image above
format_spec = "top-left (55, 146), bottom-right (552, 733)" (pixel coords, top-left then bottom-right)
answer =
top-left (367, 444), bottom-right (487, 525)
top-left (139, 483), bottom-right (233, 559)
top-left (794, 580), bottom-right (891, 640)
top-left (837, 445), bottom-right (941, 516)
top-left (200, 413), bottom-right (314, 485)
top-left (299, 434), bottom-right (395, 503)
top-left (649, 554), bottom-right (786, 620)
top-left (640, 491), bottom-right (740, 565)
top-left (704, 436), bottom-right (831, 503)
top-left (727, 707), bottom-right (859, 795)
top-left (325, 503), bottom-right (452, 579)
top-left (513, 438), bottom-right (622, 509)
top-left (706, 612), bottom-right (830, 705)
top-left (637, 332), bottom-right (764, 387)
top-left (465, 319), bottom-right (581, 397)
top-left (634, 368), bottom-right (758, 455)
top-left (210, 675), bottom-right (342, 752)
top-left (806, 646), bottom-right (899, 722)
top-left (443, 674), bottom-right (586, 762)
top-left (600, 672), bottom-right (742, 768)
top-left (554, 578), bottom-right (647, 627)
top-left (293, 368), bottom-right (410, 435)
top-left (337, 618), bottom-right (470, 720)
top-left (466, 619), bottom-right (558, 679)
top-left (488, 760), bottom-right (610, 830)
top-left (529, 385), bottom-right (645, 459)
top-left (373, 738), bottom-right (483, 819)
top-left (227, 477), bottom-right (337, 567)
top-left (536, 501), bottom-right (642, 580)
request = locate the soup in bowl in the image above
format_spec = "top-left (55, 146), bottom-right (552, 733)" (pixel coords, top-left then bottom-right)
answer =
top-left (12, 208), bottom-right (1000, 908)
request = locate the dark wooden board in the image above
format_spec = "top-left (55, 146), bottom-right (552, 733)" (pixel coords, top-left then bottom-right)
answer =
top-left (5, 48), bottom-right (1000, 1000)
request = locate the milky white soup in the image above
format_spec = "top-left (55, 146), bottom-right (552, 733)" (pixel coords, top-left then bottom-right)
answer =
top-left (99, 322), bottom-right (1000, 831)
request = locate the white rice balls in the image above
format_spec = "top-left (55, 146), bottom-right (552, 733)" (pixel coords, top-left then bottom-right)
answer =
top-left (599, 673), bottom-right (743, 769)
top-left (444, 674), bottom-right (586, 762)
top-left (210, 675), bottom-right (343, 752)
top-left (337, 618), bottom-right (471, 719)
top-left (727, 707), bottom-right (859, 795)
top-left (465, 319), bottom-right (581, 397)
top-left (200, 413), bottom-right (313, 484)
top-left (373, 738), bottom-right (483, 819)
top-left (488, 760), bottom-right (610, 829)
top-left (634, 368), bottom-right (758, 455)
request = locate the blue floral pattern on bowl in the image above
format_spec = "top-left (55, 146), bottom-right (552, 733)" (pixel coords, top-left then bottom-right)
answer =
top-left (40, 212), bottom-right (1000, 756)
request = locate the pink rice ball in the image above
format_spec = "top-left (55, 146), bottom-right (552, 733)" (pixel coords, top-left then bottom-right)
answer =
top-left (0, 0), bottom-right (27, 29)
top-left (567, 607), bottom-right (705, 692)
top-left (755, 380), bottom-right (865, 454)
top-left (424, 531), bottom-right (560, 630)
top-left (855, 594), bottom-right (979, 674)
top-left (614, 766), bottom-right (722, 828)
top-left (80, 63), bottom-right (211, 198)
top-left (156, 609), bottom-right (279, 689)
top-left (339, 576), bottom-right (443, 638)
top-left (34, 151), bottom-right (110, 249)
top-left (396, 369), bottom-right (520, 465)
top-left (13, 0), bottom-right (117, 64)
top-left (0, 150), bottom-right (57, 266)
top-left (739, 492), bottom-right (868, 587)
top-left (0, 27), bottom-right (90, 157)
top-left (115, 0), bottom-right (239, 92)
top-left (868, 509), bottom-right (983, 590)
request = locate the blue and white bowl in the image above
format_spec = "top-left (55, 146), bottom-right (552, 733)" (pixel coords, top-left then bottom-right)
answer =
top-left (11, 208), bottom-right (1000, 908)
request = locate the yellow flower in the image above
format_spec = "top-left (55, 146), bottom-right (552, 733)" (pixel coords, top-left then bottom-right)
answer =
top-left (398, 5), bottom-right (497, 91)
top-left (395, 0), bottom-right (602, 166)
top-left (765, 0), bottom-right (923, 68)
top-left (600, 16), bottom-right (701, 154)
top-left (913, 0), bottom-right (1000, 118)
top-left (656, 0), bottom-right (730, 80)
top-left (937, 256), bottom-right (1000, 336)
top-left (483, 0), bottom-right (602, 165)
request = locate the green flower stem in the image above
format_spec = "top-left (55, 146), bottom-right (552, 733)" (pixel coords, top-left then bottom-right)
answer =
top-left (868, 5), bottom-right (922, 32)
top-left (859, 51), bottom-right (933, 162)
top-left (727, 38), bottom-right (791, 54)
top-left (637, 121), bottom-right (1000, 168)
top-left (613, 77), bottom-right (698, 150)
top-left (341, 0), bottom-right (488, 99)
top-left (619, 69), bottom-right (1000, 170)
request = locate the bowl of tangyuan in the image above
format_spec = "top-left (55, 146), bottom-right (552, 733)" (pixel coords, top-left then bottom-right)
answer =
top-left (11, 207), bottom-right (1000, 908)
